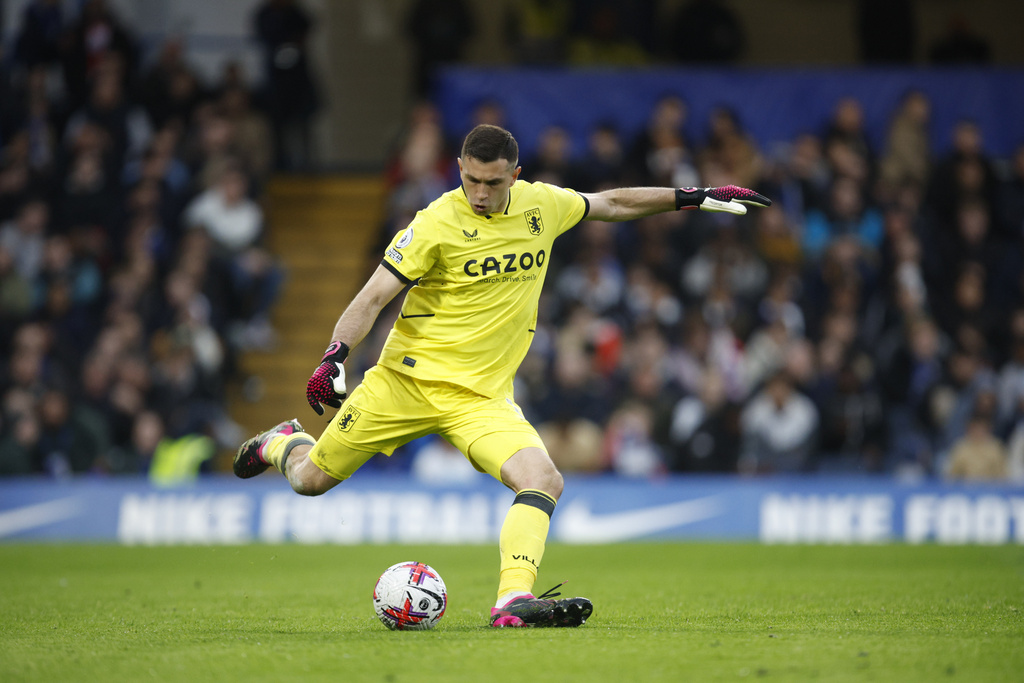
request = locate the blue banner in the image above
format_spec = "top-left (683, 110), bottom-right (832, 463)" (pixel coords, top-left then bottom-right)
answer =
top-left (435, 66), bottom-right (1024, 160)
top-left (1, 475), bottom-right (1021, 545)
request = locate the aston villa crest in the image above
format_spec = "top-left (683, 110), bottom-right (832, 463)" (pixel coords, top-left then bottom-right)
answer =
top-left (524, 208), bottom-right (544, 236)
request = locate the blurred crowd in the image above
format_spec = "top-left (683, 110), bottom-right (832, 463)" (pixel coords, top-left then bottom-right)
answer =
top-left (0, 0), bottom-right (319, 478)
top-left (365, 92), bottom-right (1024, 483)
top-left (1, 0), bottom-right (1018, 484)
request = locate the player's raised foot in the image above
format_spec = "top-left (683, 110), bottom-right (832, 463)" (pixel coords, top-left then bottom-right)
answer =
top-left (233, 419), bottom-right (305, 479)
top-left (489, 583), bottom-right (593, 628)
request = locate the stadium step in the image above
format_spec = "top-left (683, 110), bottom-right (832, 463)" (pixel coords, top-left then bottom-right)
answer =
top-left (221, 174), bottom-right (387, 465)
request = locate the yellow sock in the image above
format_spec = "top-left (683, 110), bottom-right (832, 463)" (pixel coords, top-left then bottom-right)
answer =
top-left (264, 432), bottom-right (316, 472)
top-left (497, 489), bottom-right (556, 602)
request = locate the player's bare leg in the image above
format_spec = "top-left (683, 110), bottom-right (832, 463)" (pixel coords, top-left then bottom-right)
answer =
top-left (490, 446), bottom-right (592, 628)
top-left (233, 419), bottom-right (340, 496)
top-left (278, 445), bottom-right (340, 496)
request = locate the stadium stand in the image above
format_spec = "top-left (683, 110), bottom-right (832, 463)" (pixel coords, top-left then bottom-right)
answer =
top-left (2, 1), bottom-right (1022, 486)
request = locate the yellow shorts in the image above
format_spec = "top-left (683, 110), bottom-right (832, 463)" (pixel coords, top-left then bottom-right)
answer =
top-left (308, 365), bottom-right (545, 483)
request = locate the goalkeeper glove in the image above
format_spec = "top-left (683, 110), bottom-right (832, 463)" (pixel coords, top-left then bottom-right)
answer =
top-left (675, 185), bottom-right (771, 215)
top-left (306, 341), bottom-right (349, 416)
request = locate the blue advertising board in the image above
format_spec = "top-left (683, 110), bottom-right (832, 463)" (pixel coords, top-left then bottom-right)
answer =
top-left (435, 66), bottom-right (1024, 160)
top-left (1, 475), bottom-right (1021, 545)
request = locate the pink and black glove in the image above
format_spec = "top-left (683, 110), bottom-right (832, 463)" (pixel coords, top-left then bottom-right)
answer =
top-left (306, 341), bottom-right (349, 416)
top-left (675, 185), bottom-right (771, 215)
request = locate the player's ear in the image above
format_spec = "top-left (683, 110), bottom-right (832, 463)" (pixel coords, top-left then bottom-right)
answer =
top-left (457, 157), bottom-right (464, 173)
top-left (512, 165), bottom-right (522, 181)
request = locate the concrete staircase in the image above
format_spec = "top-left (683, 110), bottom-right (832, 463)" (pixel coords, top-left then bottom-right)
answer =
top-left (221, 175), bottom-right (387, 466)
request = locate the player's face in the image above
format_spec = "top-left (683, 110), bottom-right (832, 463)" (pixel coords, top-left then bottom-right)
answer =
top-left (459, 156), bottom-right (521, 216)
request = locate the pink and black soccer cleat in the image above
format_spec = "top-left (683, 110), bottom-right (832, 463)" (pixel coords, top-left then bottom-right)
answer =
top-left (233, 419), bottom-right (305, 478)
top-left (490, 583), bottom-right (593, 628)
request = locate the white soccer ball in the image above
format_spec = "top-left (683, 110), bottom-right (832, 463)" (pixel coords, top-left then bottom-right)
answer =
top-left (372, 561), bottom-right (448, 631)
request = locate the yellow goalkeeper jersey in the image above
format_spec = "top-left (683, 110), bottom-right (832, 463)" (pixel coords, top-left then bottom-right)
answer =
top-left (378, 179), bottom-right (588, 399)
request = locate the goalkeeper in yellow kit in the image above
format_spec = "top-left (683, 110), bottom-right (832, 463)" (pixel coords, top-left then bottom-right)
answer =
top-left (234, 124), bottom-right (770, 627)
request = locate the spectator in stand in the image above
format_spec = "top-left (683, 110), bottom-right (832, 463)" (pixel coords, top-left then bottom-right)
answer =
top-left (751, 204), bottom-right (802, 269)
top-left (531, 308), bottom-right (617, 425)
top-left (526, 125), bottom-right (574, 186)
top-left (996, 144), bottom-right (1024, 240)
top-left (34, 233), bottom-right (103, 343)
top-left (0, 242), bottom-right (33, 334)
top-left (933, 261), bottom-right (996, 354)
top-left (944, 410), bottom-right (1007, 481)
top-left (780, 133), bottom-right (830, 217)
top-left (803, 176), bottom-right (884, 258)
top-left (699, 106), bottom-right (763, 189)
top-left (0, 199), bottom-right (48, 283)
top-left (604, 399), bottom-right (663, 477)
top-left (59, 0), bottom-right (138, 109)
top-left (11, 0), bottom-right (64, 70)
top-left (36, 386), bottom-right (108, 475)
top-left (181, 105), bottom-right (239, 191)
top-left (926, 120), bottom-right (998, 230)
top-left (219, 86), bottom-right (274, 186)
top-left (139, 38), bottom-right (206, 131)
top-left (0, 134), bottom-right (41, 224)
top-left (0, 408), bottom-right (40, 475)
top-left (669, 312), bottom-right (745, 404)
top-left (385, 116), bottom-right (450, 221)
top-left (55, 147), bottom-right (119, 235)
top-left (568, 122), bottom-right (626, 192)
top-left (876, 315), bottom-right (946, 472)
top-left (63, 57), bottom-right (152, 168)
top-left (824, 97), bottom-right (873, 184)
top-left (666, 368), bottom-right (741, 472)
top-left (626, 94), bottom-right (692, 187)
top-left (1006, 417), bottom-right (1024, 483)
top-left (815, 351), bottom-right (886, 472)
top-left (252, 0), bottom-right (321, 169)
top-left (927, 347), bottom-right (996, 463)
top-left (995, 310), bottom-right (1024, 435)
top-left (681, 223), bottom-right (768, 308)
top-left (106, 410), bottom-right (164, 474)
top-left (182, 163), bottom-right (283, 350)
top-left (879, 90), bottom-right (931, 194)
top-left (1, 66), bottom-right (61, 178)
top-left (739, 370), bottom-right (819, 474)
top-left (621, 263), bottom-right (683, 332)
top-left (121, 127), bottom-right (192, 232)
top-left (744, 278), bottom-right (804, 391)
top-left (554, 220), bottom-right (625, 317)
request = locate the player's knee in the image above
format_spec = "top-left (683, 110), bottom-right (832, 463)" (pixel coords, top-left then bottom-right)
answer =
top-left (288, 455), bottom-right (339, 496)
top-left (543, 467), bottom-right (564, 500)
top-left (502, 447), bottom-right (564, 499)
top-left (523, 459), bottom-right (564, 499)
top-left (291, 477), bottom-right (329, 496)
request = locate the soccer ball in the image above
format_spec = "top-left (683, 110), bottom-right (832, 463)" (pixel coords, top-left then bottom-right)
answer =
top-left (372, 561), bottom-right (447, 631)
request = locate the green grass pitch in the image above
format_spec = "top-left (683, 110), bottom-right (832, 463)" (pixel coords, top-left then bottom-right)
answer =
top-left (1, 543), bottom-right (1021, 682)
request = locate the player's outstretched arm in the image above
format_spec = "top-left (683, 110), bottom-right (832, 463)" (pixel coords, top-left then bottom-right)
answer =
top-left (582, 184), bottom-right (770, 222)
top-left (306, 265), bottom-right (406, 415)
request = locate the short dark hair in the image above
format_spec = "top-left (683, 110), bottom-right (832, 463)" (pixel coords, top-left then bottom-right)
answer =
top-left (461, 124), bottom-right (518, 166)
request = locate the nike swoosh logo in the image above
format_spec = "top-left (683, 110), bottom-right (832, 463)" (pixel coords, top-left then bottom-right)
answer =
top-left (0, 497), bottom-right (84, 537)
top-left (555, 496), bottom-right (724, 543)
